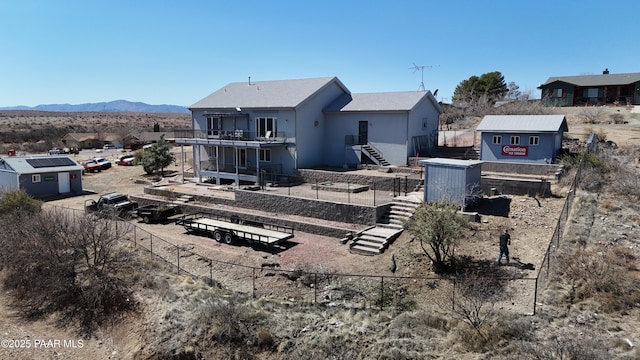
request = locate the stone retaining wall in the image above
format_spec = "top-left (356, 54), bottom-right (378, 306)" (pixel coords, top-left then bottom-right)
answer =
top-left (297, 169), bottom-right (422, 192)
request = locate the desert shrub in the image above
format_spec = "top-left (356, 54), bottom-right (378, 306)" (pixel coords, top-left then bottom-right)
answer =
top-left (196, 294), bottom-right (266, 346)
top-left (0, 208), bottom-right (136, 332)
top-left (516, 329), bottom-right (610, 359)
top-left (559, 247), bottom-right (640, 312)
top-left (374, 281), bottom-right (417, 311)
top-left (0, 189), bottom-right (42, 216)
top-left (609, 112), bottom-right (625, 124)
top-left (580, 106), bottom-right (605, 124)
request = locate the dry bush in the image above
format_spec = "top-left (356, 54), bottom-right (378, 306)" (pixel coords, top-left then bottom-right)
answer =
top-left (0, 208), bottom-right (136, 332)
top-left (580, 106), bottom-right (606, 124)
top-left (559, 247), bottom-right (640, 312)
top-left (515, 328), bottom-right (610, 359)
top-left (609, 112), bottom-right (625, 124)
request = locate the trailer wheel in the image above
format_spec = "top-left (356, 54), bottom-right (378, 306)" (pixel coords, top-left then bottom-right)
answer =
top-left (143, 216), bottom-right (150, 224)
top-left (223, 232), bottom-right (234, 244)
top-left (213, 230), bottom-right (223, 242)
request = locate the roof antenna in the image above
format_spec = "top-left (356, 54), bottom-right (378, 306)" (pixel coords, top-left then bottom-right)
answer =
top-left (409, 63), bottom-right (438, 91)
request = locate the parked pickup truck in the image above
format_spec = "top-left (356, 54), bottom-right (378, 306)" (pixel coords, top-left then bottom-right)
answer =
top-left (136, 204), bottom-right (179, 223)
top-left (85, 192), bottom-right (139, 218)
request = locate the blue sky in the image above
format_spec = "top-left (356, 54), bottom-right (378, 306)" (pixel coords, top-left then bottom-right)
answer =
top-left (1, 0), bottom-right (639, 107)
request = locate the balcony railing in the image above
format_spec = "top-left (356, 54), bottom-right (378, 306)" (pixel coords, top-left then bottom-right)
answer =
top-left (175, 129), bottom-right (285, 142)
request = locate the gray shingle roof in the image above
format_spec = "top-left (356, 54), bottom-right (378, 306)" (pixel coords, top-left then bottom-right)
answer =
top-left (476, 115), bottom-right (568, 133)
top-left (542, 72), bottom-right (640, 87)
top-left (324, 91), bottom-right (427, 111)
top-left (190, 77), bottom-right (349, 109)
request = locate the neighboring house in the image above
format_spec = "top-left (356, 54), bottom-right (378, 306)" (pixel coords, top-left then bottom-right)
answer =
top-left (476, 115), bottom-right (568, 164)
top-left (61, 132), bottom-right (122, 149)
top-left (539, 69), bottom-right (640, 106)
top-left (0, 155), bottom-right (83, 198)
top-left (420, 158), bottom-right (482, 208)
top-left (175, 76), bottom-right (442, 185)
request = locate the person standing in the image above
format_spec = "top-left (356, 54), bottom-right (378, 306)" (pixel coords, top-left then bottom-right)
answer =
top-left (497, 229), bottom-right (511, 264)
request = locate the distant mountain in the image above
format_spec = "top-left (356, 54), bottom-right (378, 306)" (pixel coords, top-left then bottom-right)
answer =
top-left (0, 100), bottom-right (190, 113)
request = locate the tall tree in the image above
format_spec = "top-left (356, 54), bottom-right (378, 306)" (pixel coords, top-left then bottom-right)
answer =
top-left (403, 202), bottom-right (468, 273)
top-left (140, 135), bottom-right (175, 176)
top-left (453, 71), bottom-right (508, 104)
top-left (506, 81), bottom-right (521, 100)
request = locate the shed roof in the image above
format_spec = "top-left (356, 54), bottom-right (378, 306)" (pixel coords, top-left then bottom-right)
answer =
top-left (1, 155), bottom-right (83, 174)
top-left (476, 115), bottom-right (568, 133)
top-left (419, 158), bottom-right (483, 167)
top-left (542, 72), bottom-right (640, 87)
top-left (190, 77), bottom-right (350, 109)
top-left (324, 90), bottom-right (442, 113)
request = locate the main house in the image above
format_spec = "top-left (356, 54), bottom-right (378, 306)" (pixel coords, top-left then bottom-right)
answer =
top-left (175, 77), bottom-right (442, 185)
top-left (539, 69), bottom-right (640, 106)
top-left (476, 115), bottom-right (568, 164)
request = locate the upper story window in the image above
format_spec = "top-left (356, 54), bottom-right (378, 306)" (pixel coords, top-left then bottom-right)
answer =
top-left (256, 117), bottom-right (276, 138)
top-left (207, 116), bottom-right (221, 137)
top-left (492, 135), bottom-right (502, 144)
top-left (529, 136), bottom-right (539, 145)
top-left (510, 136), bottom-right (520, 145)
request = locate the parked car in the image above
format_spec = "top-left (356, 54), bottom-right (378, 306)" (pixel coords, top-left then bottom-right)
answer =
top-left (94, 157), bottom-right (112, 170)
top-left (103, 144), bottom-right (116, 150)
top-left (62, 147), bottom-right (80, 154)
top-left (82, 159), bottom-right (102, 173)
top-left (48, 147), bottom-right (61, 155)
top-left (116, 154), bottom-right (135, 166)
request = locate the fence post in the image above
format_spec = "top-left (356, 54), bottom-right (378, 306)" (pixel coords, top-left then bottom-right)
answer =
top-left (452, 278), bottom-right (456, 311)
top-left (134, 226), bottom-right (136, 248)
top-left (210, 260), bottom-right (213, 285)
top-left (373, 181), bottom-right (376, 206)
top-left (176, 246), bottom-right (180, 274)
top-left (150, 234), bottom-right (153, 256)
top-left (252, 267), bottom-right (256, 299)
top-left (404, 176), bottom-right (408, 196)
top-left (533, 277), bottom-right (538, 316)
top-left (380, 276), bottom-right (384, 310)
top-left (314, 273), bottom-right (317, 305)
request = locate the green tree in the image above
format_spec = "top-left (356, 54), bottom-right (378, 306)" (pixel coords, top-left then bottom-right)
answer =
top-left (403, 202), bottom-right (468, 273)
top-left (453, 71), bottom-right (508, 104)
top-left (140, 135), bottom-right (175, 176)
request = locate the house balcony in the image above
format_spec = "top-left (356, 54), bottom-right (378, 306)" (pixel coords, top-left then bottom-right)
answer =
top-left (174, 129), bottom-right (286, 148)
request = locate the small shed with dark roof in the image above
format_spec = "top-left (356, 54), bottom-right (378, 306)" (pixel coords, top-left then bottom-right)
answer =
top-left (0, 155), bottom-right (83, 198)
top-left (476, 115), bottom-right (568, 164)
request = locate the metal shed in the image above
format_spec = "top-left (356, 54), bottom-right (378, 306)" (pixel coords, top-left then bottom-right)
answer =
top-left (0, 155), bottom-right (84, 198)
top-left (420, 158), bottom-right (482, 209)
top-left (476, 115), bottom-right (568, 164)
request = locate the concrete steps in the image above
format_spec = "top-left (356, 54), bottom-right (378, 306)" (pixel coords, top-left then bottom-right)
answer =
top-left (349, 193), bottom-right (422, 255)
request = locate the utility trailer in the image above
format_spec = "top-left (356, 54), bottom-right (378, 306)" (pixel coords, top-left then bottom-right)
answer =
top-left (136, 204), bottom-right (179, 223)
top-left (176, 213), bottom-right (294, 246)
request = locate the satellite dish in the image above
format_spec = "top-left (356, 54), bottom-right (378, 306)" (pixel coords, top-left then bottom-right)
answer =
top-left (236, 107), bottom-right (242, 112)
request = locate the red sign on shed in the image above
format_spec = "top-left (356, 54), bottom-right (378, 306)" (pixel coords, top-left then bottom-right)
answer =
top-left (501, 145), bottom-right (528, 156)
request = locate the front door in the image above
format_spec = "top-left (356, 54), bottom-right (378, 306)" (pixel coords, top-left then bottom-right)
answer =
top-left (358, 121), bottom-right (368, 145)
top-left (58, 172), bottom-right (70, 193)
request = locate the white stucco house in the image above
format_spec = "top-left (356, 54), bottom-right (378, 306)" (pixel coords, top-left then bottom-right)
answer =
top-left (175, 76), bottom-right (443, 185)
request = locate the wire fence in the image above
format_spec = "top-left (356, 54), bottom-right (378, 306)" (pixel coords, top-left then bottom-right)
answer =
top-left (51, 152), bottom-right (586, 315)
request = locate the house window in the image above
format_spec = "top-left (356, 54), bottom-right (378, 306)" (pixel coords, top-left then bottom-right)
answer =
top-left (207, 116), bottom-right (221, 137)
top-left (259, 149), bottom-right (271, 162)
top-left (510, 136), bottom-right (520, 145)
top-left (492, 135), bottom-right (502, 144)
top-left (529, 136), bottom-right (539, 145)
top-left (552, 88), bottom-right (564, 98)
top-left (256, 117), bottom-right (276, 137)
top-left (32, 174), bottom-right (41, 183)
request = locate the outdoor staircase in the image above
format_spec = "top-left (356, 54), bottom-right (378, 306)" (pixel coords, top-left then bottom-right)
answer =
top-left (361, 144), bottom-right (391, 167)
top-left (349, 193), bottom-right (422, 255)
